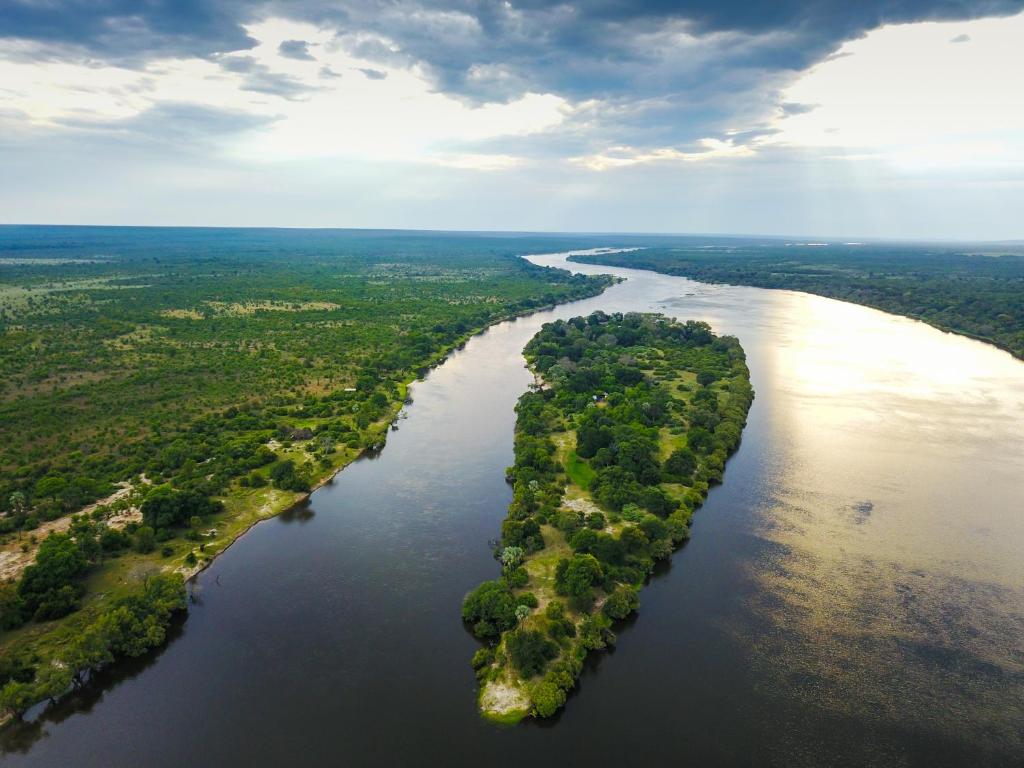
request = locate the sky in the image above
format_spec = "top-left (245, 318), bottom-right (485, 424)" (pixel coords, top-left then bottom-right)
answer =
top-left (1, 1), bottom-right (1022, 239)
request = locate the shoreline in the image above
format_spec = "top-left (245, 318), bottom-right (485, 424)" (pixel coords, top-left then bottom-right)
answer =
top-left (0, 270), bottom-right (617, 728)
top-left (566, 254), bottom-right (1024, 362)
top-left (180, 280), bottom-right (617, 585)
top-left (469, 312), bottom-right (754, 721)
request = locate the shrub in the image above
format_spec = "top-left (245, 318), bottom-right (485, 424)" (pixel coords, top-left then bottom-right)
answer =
top-left (516, 592), bottom-right (539, 609)
top-left (133, 526), bottom-right (156, 554)
top-left (603, 586), bottom-right (640, 620)
top-left (504, 566), bottom-right (529, 588)
top-left (554, 554), bottom-right (603, 610)
top-left (532, 680), bottom-right (567, 717)
top-left (269, 460), bottom-right (310, 492)
top-left (506, 629), bottom-right (559, 678)
top-left (471, 647), bottom-right (495, 670)
top-left (462, 580), bottom-right (517, 640)
top-left (141, 487), bottom-right (222, 531)
top-left (17, 533), bottom-right (87, 621)
top-left (578, 613), bottom-right (616, 650)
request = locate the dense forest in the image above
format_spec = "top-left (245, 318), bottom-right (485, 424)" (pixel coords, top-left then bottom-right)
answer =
top-left (0, 227), bottom-right (614, 720)
top-left (569, 244), bottom-right (1024, 359)
top-left (465, 312), bottom-right (753, 720)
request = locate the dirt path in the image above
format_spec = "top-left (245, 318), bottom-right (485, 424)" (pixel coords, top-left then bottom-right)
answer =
top-left (0, 485), bottom-right (141, 581)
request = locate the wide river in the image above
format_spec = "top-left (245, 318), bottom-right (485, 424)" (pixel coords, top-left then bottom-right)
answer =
top-left (4, 252), bottom-right (1023, 766)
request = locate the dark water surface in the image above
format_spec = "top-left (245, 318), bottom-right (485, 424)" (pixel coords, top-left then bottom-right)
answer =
top-left (4, 251), bottom-right (1023, 767)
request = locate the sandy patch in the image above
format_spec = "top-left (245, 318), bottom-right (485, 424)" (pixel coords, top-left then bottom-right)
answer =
top-left (480, 680), bottom-right (530, 716)
top-left (0, 484), bottom-right (141, 582)
top-left (159, 308), bottom-right (205, 320)
top-left (562, 497), bottom-right (602, 516)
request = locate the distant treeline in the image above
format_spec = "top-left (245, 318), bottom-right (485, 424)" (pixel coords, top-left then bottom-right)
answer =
top-left (570, 244), bottom-right (1024, 359)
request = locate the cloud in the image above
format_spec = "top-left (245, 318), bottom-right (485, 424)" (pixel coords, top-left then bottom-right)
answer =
top-left (54, 102), bottom-right (278, 147)
top-left (950, 33), bottom-right (972, 42)
top-left (217, 53), bottom-right (318, 99)
top-left (278, 39), bottom-right (315, 60)
top-left (0, 0), bottom-right (256, 61)
top-left (1, 1), bottom-right (1023, 240)
top-left (0, 17), bottom-right (569, 168)
top-left (571, 139), bottom-right (755, 171)
top-left (764, 12), bottom-right (1024, 169)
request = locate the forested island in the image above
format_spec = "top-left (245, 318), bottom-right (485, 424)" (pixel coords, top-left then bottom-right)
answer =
top-left (0, 229), bottom-right (613, 721)
top-left (569, 245), bottom-right (1024, 359)
top-left (464, 312), bottom-right (753, 721)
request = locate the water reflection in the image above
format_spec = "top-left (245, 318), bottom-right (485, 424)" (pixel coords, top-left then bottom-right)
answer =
top-left (537, 252), bottom-right (1024, 761)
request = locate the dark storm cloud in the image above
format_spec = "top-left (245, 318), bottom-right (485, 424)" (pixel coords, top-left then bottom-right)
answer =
top-left (2, 1), bottom-right (1022, 149)
top-left (5, 2), bottom-right (1020, 67)
top-left (0, 0), bottom-right (256, 60)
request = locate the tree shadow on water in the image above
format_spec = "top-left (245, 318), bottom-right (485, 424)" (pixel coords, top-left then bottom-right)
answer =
top-left (0, 612), bottom-right (189, 756)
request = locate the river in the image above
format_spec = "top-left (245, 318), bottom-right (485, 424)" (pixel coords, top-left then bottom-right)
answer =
top-left (3, 251), bottom-right (1022, 766)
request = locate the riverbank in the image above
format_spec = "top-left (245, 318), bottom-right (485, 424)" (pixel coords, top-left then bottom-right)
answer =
top-left (0, 274), bottom-right (616, 726)
top-left (566, 248), bottom-right (1024, 361)
top-left (465, 311), bottom-right (753, 721)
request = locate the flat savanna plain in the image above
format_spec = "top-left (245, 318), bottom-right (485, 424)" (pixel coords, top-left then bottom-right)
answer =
top-left (0, 227), bottom-right (615, 715)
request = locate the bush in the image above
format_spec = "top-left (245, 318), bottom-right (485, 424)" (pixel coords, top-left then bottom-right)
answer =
top-left (141, 487), bottom-right (222, 531)
top-left (603, 586), bottom-right (640, 620)
top-left (133, 526), bottom-right (156, 554)
top-left (579, 613), bottom-right (616, 650)
top-left (269, 460), bottom-right (310, 492)
top-left (31, 584), bottom-right (80, 621)
top-left (532, 680), bottom-right (567, 717)
top-left (506, 629), bottom-right (558, 678)
top-left (544, 601), bottom-right (577, 641)
top-left (461, 580), bottom-right (517, 640)
top-left (0, 583), bottom-right (25, 629)
top-left (504, 566), bottom-right (529, 588)
top-left (554, 554), bottom-right (603, 611)
top-left (471, 647), bottom-right (495, 670)
top-left (516, 592), bottom-right (539, 609)
top-left (99, 527), bottom-right (129, 553)
top-left (17, 533), bottom-right (87, 621)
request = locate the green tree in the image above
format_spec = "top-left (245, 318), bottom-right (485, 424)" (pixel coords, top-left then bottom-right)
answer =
top-left (461, 580), bottom-right (517, 640)
top-left (134, 525), bottom-right (156, 554)
top-left (532, 680), bottom-right (567, 717)
top-left (506, 629), bottom-right (558, 678)
top-left (17, 533), bottom-right (87, 621)
top-left (554, 553), bottom-right (603, 610)
top-left (603, 586), bottom-right (640, 620)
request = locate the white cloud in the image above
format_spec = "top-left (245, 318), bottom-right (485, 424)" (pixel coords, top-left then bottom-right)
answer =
top-left (571, 138), bottom-right (754, 171)
top-left (0, 18), bottom-right (571, 169)
top-left (764, 11), bottom-right (1024, 170)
